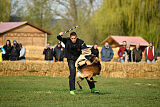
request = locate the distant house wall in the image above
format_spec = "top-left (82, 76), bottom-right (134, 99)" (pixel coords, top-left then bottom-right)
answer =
top-left (4, 24), bottom-right (46, 47)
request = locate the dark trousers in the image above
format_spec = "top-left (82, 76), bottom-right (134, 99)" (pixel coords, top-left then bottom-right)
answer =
top-left (67, 59), bottom-right (95, 91)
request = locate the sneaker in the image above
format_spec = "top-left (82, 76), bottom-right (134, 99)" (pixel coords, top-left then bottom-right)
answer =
top-left (91, 88), bottom-right (100, 93)
top-left (70, 90), bottom-right (75, 95)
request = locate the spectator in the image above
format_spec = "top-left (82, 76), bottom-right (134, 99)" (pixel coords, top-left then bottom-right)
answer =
top-left (91, 43), bottom-right (99, 58)
top-left (43, 42), bottom-right (54, 62)
top-left (10, 40), bottom-right (21, 61)
top-left (19, 43), bottom-right (26, 61)
top-left (3, 40), bottom-right (12, 60)
top-left (132, 44), bottom-right (142, 62)
top-left (101, 42), bottom-right (114, 62)
top-left (53, 41), bottom-right (64, 62)
top-left (123, 44), bottom-right (132, 62)
top-left (0, 45), bottom-right (6, 62)
top-left (145, 41), bottom-right (157, 63)
top-left (118, 41), bottom-right (127, 63)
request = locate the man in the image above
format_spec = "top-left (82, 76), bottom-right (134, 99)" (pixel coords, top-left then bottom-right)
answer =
top-left (132, 44), bottom-right (142, 62)
top-left (118, 41), bottom-right (127, 63)
top-left (101, 42), bottom-right (114, 62)
top-left (53, 41), bottom-right (64, 62)
top-left (145, 42), bottom-right (157, 63)
top-left (43, 42), bottom-right (54, 62)
top-left (91, 43), bottom-right (99, 58)
top-left (10, 40), bottom-right (21, 61)
top-left (123, 44), bottom-right (132, 62)
top-left (57, 32), bottom-right (99, 95)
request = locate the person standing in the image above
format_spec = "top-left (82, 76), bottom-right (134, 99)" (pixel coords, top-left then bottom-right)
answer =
top-left (53, 42), bottom-right (64, 62)
top-left (118, 41), bottom-right (127, 63)
top-left (132, 44), bottom-right (142, 62)
top-left (3, 40), bottom-right (12, 60)
top-left (91, 43), bottom-right (99, 58)
top-left (145, 42), bottom-right (157, 63)
top-left (0, 45), bottom-right (6, 62)
top-left (101, 42), bottom-right (114, 62)
top-left (123, 44), bottom-right (132, 62)
top-left (19, 43), bottom-right (26, 61)
top-left (43, 42), bottom-right (54, 62)
top-left (10, 40), bottom-right (21, 61)
top-left (57, 32), bottom-right (99, 95)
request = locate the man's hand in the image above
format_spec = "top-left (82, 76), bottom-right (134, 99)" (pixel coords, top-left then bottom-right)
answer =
top-left (59, 32), bottom-right (64, 36)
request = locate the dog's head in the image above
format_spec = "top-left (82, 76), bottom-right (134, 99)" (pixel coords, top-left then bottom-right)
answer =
top-left (85, 54), bottom-right (99, 63)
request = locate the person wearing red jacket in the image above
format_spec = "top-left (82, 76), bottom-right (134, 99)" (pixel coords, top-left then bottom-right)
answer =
top-left (118, 41), bottom-right (127, 63)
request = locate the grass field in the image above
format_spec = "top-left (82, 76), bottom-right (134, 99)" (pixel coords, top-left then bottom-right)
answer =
top-left (0, 76), bottom-right (160, 107)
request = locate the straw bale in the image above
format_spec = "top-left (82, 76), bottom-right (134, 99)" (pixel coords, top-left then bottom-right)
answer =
top-left (0, 61), bottom-right (159, 78)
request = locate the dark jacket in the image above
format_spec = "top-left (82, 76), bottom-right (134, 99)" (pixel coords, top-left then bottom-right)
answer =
top-left (91, 46), bottom-right (99, 58)
top-left (57, 35), bottom-right (87, 61)
top-left (3, 44), bottom-right (12, 60)
top-left (10, 44), bottom-right (21, 61)
top-left (53, 45), bottom-right (64, 62)
top-left (101, 45), bottom-right (114, 61)
top-left (132, 48), bottom-right (142, 62)
top-left (123, 49), bottom-right (132, 62)
top-left (43, 48), bottom-right (54, 60)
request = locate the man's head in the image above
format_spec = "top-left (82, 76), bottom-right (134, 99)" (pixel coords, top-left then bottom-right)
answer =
top-left (70, 32), bottom-right (77, 43)
top-left (46, 42), bottom-right (51, 48)
top-left (93, 43), bottom-right (98, 49)
top-left (149, 41), bottom-right (153, 47)
top-left (126, 44), bottom-right (130, 50)
top-left (136, 44), bottom-right (140, 49)
top-left (122, 41), bottom-right (127, 46)
top-left (105, 42), bottom-right (109, 48)
top-left (13, 40), bottom-right (17, 45)
top-left (57, 41), bottom-right (61, 47)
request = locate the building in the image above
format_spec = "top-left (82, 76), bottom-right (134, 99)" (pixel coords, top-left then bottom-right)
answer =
top-left (0, 22), bottom-right (51, 46)
top-left (101, 36), bottom-right (149, 58)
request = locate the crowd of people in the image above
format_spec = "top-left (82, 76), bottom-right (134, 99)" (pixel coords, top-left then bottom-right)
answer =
top-left (42, 39), bottom-right (158, 63)
top-left (0, 40), bottom-right (26, 62)
top-left (0, 38), bottom-right (158, 63)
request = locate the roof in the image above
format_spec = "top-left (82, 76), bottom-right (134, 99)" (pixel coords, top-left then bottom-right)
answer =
top-left (101, 36), bottom-right (149, 46)
top-left (0, 21), bottom-right (51, 35)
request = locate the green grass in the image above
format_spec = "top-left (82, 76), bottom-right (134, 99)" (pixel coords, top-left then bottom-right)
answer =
top-left (0, 76), bottom-right (160, 107)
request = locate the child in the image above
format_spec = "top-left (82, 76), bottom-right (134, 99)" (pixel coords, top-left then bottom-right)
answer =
top-left (0, 45), bottom-right (6, 62)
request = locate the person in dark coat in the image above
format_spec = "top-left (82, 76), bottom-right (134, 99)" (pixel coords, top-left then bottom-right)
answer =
top-left (10, 40), bottom-right (21, 61)
top-left (43, 42), bottom-right (54, 62)
top-left (91, 43), bottom-right (99, 58)
top-left (57, 31), bottom-right (99, 95)
top-left (123, 44), bottom-right (132, 62)
top-left (132, 44), bottom-right (142, 62)
top-left (3, 40), bottom-right (12, 60)
top-left (53, 42), bottom-right (64, 62)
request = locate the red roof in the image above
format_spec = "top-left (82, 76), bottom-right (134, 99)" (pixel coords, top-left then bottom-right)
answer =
top-left (101, 36), bottom-right (149, 46)
top-left (0, 22), bottom-right (51, 35)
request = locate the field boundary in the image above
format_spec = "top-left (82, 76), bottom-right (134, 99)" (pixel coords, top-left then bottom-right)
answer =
top-left (0, 61), bottom-right (160, 78)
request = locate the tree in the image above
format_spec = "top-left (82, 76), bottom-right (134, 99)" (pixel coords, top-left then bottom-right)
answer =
top-left (0, 0), bottom-right (11, 22)
top-left (23, 0), bottom-right (53, 30)
top-left (93, 0), bottom-right (160, 50)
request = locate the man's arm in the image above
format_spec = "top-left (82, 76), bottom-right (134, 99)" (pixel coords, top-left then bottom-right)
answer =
top-left (57, 32), bottom-right (67, 44)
